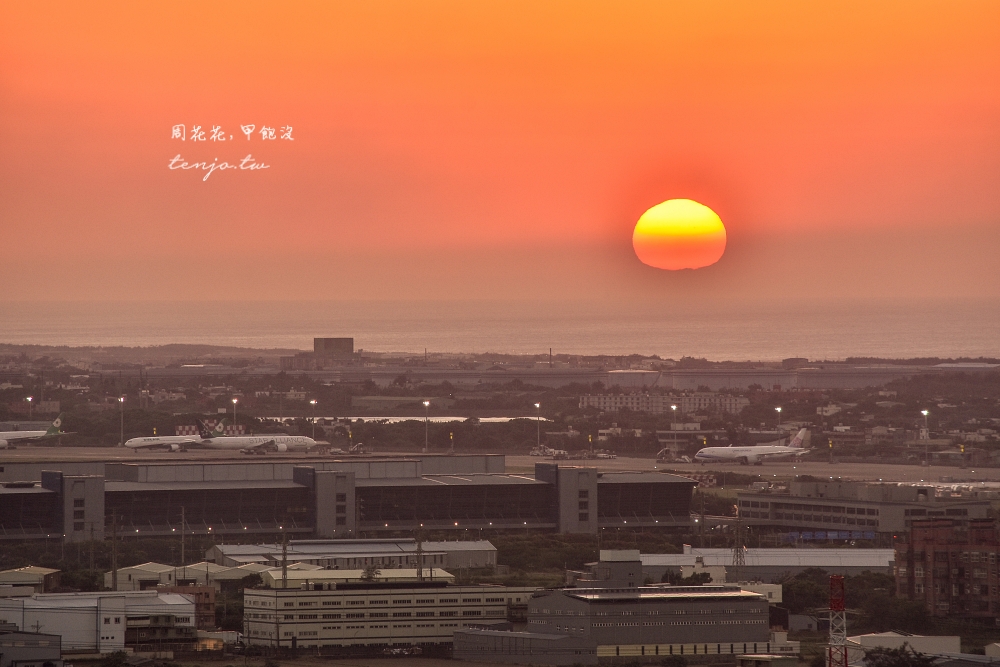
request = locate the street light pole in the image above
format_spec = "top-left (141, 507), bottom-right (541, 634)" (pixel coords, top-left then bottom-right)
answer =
top-left (921, 410), bottom-right (930, 465)
top-left (118, 396), bottom-right (125, 447)
top-left (534, 403), bottom-right (541, 449)
top-left (232, 398), bottom-right (238, 431)
top-left (670, 404), bottom-right (677, 454)
top-left (775, 406), bottom-right (782, 428)
top-left (26, 396), bottom-right (33, 420)
top-left (310, 400), bottom-right (317, 439)
top-left (423, 401), bottom-right (430, 453)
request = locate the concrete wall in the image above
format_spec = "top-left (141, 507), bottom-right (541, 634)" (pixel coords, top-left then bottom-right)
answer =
top-left (313, 470), bottom-right (356, 538)
top-left (534, 464), bottom-right (598, 534)
top-left (0, 462), bottom-right (104, 483)
top-left (529, 587), bottom-right (770, 646)
top-left (454, 630), bottom-right (597, 666)
top-left (0, 631), bottom-right (63, 667)
top-left (40, 472), bottom-right (104, 543)
top-left (0, 595), bottom-right (126, 654)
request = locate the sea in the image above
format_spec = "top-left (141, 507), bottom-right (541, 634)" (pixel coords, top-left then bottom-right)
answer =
top-left (0, 298), bottom-right (997, 361)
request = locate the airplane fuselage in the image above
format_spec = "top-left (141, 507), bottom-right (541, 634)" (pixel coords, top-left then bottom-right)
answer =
top-left (201, 435), bottom-right (317, 451)
top-left (0, 430), bottom-right (48, 442)
top-left (125, 436), bottom-right (200, 450)
top-left (694, 445), bottom-right (805, 464)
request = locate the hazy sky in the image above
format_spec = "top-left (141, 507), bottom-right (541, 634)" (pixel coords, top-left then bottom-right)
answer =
top-left (2, 1), bottom-right (998, 303)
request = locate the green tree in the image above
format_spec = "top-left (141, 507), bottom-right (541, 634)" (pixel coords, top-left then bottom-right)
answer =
top-left (863, 645), bottom-right (936, 667)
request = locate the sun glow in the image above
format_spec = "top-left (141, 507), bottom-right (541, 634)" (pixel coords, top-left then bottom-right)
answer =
top-left (632, 199), bottom-right (727, 270)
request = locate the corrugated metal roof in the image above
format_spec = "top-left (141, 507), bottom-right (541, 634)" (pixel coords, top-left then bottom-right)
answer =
top-left (598, 472), bottom-right (697, 484)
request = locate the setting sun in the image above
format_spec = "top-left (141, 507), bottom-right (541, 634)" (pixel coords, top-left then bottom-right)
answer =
top-left (632, 199), bottom-right (727, 270)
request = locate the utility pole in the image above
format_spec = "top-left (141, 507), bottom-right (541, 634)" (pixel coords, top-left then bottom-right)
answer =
top-left (111, 512), bottom-right (118, 591)
top-left (700, 494), bottom-right (706, 548)
top-left (281, 529), bottom-right (288, 589)
top-left (416, 533), bottom-right (424, 582)
top-left (422, 401), bottom-right (430, 452)
top-left (731, 513), bottom-right (746, 583)
top-left (180, 506), bottom-right (186, 565)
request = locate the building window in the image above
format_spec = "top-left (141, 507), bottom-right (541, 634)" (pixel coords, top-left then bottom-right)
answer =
top-left (579, 513), bottom-right (589, 522)
top-left (336, 505), bottom-right (346, 514)
top-left (579, 501), bottom-right (589, 510)
top-left (74, 499), bottom-right (85, 508)
top-left (579, 490), bottom-right (589, 499)
top-left (336, 493), bottom-right (347, 502)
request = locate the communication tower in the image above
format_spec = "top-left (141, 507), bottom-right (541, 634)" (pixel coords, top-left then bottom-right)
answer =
top-left (828, 575), bottom-right (848, 667)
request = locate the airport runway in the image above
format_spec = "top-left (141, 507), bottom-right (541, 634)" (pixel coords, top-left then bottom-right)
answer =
top-left (2, 447), bottom-right (997, 484)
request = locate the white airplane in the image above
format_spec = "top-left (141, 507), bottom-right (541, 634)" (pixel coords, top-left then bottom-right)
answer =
top-left (0, 414), bottom-right (70, 448)
top-left (694, 428), bottom-right (809, 465)
top-left (126, 419), bottom-right (318, 453)
top-left (125, 419), bottom-right (228, 451)
top-left (218, 434), bottom-right (318, 454)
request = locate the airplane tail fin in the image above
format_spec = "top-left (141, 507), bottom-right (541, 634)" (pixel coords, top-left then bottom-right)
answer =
top-left (789, 428), bottom-right (808, 448)
top-left (212, 418), bottom-right (228, 437)
top-left (46, 414), bottom-right (65, 435)
top-left (196, 420), bottom-right (215, 439)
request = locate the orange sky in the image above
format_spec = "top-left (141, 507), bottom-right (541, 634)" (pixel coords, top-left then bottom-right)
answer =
top-left (1, 1), bottom-right (998, 302)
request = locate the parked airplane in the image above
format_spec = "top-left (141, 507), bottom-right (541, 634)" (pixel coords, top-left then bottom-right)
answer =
top-left (124, 419), bottom-right (227, 451)
top-left (0, 414), bottom-right (70, 448)
top-left (694, 428), bottom-right (809, 465)
top-left (221, 434), bottom-right (319, 454)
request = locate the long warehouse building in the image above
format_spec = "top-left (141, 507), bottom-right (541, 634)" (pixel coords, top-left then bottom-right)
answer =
top-left (0, 455), bottom-right (696, 542)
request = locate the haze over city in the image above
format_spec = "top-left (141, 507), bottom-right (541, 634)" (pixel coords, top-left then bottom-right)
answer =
top-left (2, 3), bottom-right (1000, 665)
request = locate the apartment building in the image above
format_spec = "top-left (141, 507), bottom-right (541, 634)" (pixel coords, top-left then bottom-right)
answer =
top-left (895, 518), bottom-right (1000, 620)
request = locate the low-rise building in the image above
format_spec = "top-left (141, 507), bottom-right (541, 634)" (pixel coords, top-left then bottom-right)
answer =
top-left (0, 567), bottom-right (60, 593)
top-left (579, 393), bottom-right (748, 415)
top-left (736, 481), bottom-right (990, 539)
top-left (156, 586), bottom-right (215, 629)
top-left (244, 580), bottom-right (536, 649)
top-left (0, 628), bottom-right (63, 667)
top-left (0, 591), bottom-right (195, 654)
top-left (455, 583), bottom-right (773, 665)
top-left (207, 538), bottom-right (497, 570)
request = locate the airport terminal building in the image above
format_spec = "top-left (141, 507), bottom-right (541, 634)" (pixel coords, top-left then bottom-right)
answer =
top-left (0, 455), bottom-right (696, 542)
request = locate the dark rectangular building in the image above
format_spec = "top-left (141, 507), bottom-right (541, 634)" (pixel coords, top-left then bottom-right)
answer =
top-left (314, 338), bottom-right (354, 358)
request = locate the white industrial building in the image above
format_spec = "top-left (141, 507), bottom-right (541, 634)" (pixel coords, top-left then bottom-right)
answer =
top-left (0, 567), bottom-right (59, 593)
top-left (0, 591), bottom-right (195, 653)
top-left (104, 562), bottom-right (230, 591)
top-left (579, 393), bottom-right (749, 415)
top-left (244, 582), bottom-right (535, 649)
top-left (207, 538), bottom-right (497, 570)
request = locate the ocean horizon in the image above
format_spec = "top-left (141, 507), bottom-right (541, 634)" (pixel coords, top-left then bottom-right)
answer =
top-left (0, 298), bottom-right (996, 362)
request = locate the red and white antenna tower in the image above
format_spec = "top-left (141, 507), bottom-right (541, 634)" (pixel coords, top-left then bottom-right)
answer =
top-left (829, 575), bottom-right (848, 667)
